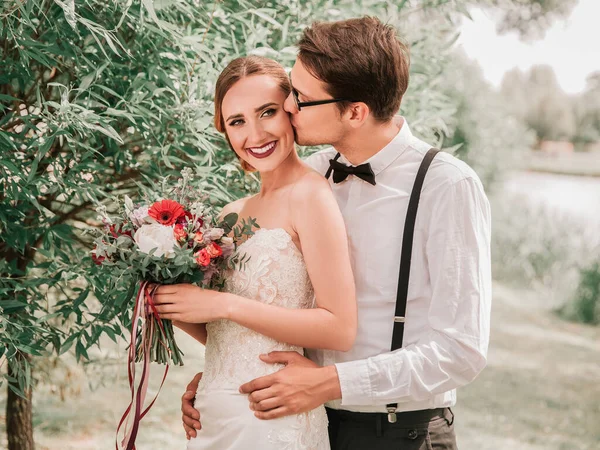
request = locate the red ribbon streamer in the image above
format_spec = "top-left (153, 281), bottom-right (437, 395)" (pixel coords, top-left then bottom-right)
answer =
top-left (116, 281), bottom-right (170, 450)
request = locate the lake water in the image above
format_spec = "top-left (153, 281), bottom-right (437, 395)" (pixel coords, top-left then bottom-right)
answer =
top-left (504, 171), bottom-right (600, 226)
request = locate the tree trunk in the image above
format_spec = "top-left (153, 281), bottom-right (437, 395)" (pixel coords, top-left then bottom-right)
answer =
top-left (6, 353), bottom-right (34, 450)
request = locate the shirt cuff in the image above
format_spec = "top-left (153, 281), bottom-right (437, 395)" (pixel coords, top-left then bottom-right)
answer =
top-left (334, 359), bottom-right (373, 406)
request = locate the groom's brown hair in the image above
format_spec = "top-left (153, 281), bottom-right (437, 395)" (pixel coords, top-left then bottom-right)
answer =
top-left (298, 17), bottom-right (409, 122)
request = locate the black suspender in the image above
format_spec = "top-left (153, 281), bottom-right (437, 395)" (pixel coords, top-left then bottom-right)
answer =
top-left (386, 148), bottom-right (439, 422)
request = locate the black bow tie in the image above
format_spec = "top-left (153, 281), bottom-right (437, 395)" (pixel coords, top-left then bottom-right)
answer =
top-left (328, 159), bottom-right (376, 185)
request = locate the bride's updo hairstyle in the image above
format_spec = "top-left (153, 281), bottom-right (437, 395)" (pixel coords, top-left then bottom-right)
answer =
top-left (214, 56), bottom-right (292, 172)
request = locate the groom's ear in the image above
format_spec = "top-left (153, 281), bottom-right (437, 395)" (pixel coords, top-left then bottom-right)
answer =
top-left (344, 102), bottom-right (370, 129)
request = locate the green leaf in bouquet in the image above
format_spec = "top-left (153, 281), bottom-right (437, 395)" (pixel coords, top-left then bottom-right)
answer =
top-left (116, 235), bottom-right (134, 247)
top-left (187, 270), bottom-right (205, 284)
top-left (232, 217), bottom-right (259, 241)
top-left (220, 212), bottom-right (238, 234)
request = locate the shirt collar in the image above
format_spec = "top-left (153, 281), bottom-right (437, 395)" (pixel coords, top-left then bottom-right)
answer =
top-left (337, 116), bottom-right (412, 176)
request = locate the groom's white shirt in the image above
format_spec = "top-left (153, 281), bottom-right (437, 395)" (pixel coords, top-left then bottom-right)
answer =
top-left (304, 118), bottom-right (492, 413)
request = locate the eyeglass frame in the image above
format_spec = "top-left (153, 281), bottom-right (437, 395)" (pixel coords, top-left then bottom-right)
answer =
top-left (289, 76), bottom-right (356, 111)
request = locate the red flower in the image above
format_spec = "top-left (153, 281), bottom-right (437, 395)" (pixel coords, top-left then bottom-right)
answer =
top-left (206, 242), bottom-right (223, 258)
top-left (176, 210), bottom-right (194, 225)
top-left (180, 212), bottom-right (204, 229)
top-left (149, 200), bottom-right (185, 226)
top-left (193, 231), bottom-right (204, 244)
top-left (194, 248), bottom-right (211, 267)
top-left (109, 223), bottom-right (133, 239)
top-left (91, 249), bottom-right (105, 265)
top-left (173, 223), bottom-right (188, 242)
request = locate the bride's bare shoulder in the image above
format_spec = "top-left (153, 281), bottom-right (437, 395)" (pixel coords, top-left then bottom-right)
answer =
top-left (291, 168), bottom-right (331, 199)
top-left (220, 196), bottom-right (252, 218)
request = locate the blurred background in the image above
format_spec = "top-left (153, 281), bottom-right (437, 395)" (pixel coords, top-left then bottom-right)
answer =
top-left (1, 0), bottom-right (599, 449)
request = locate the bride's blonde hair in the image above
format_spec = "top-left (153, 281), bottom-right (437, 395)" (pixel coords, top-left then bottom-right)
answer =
top-left (214, 56), bottom-right (292, 172)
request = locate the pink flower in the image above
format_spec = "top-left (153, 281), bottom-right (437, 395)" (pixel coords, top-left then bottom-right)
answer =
top-left (194, 248), bottom-right (211, 267)
top-left (206, 242), bottom-right (223, 258)
top-left (130, 206), bottom-right (149, 227)
top-left (173, 223), bottom-right (188, 243)
top-left (201, 264), bottom-right (218, 286)
top-left (220, 236), bottom-right (235, 258)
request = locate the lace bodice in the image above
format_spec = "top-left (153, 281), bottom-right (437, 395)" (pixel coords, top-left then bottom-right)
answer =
top-left (200, 228), bottom-right (315, 390)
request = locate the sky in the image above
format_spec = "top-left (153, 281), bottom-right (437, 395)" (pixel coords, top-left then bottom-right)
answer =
top-left (456, 0), bottom-right (600, 94)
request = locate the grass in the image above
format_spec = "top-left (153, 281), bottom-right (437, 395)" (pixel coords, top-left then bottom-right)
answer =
top-left (1, 281), bottom-right (599, 450)
top-left (455, 283), bottom-right (600, 450)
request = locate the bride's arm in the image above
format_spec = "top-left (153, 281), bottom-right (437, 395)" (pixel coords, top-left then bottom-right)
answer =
top-left (173, 321), bottom-right (207, 345)
top-left (223, 173), bottom-right (357, 351)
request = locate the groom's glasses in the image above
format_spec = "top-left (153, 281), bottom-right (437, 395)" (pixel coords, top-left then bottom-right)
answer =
top-left (290, 76), bottom-right (355, 111)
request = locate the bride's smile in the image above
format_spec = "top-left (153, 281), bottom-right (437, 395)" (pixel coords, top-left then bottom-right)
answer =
top-left (245, 140), bottom-right (278, 159)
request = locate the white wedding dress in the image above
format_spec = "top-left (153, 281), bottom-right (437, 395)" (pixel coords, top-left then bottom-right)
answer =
top-left (187, 228), bottom-right (330, 450)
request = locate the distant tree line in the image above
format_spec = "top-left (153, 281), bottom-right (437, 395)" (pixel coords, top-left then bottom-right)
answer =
top-left (501, 65), bottom-right (600, 148)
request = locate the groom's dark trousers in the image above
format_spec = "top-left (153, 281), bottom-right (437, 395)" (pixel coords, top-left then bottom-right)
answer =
top-left (326, 407), bottom-right (458, 450)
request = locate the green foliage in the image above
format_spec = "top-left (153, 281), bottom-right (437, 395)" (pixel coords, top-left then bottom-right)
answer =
top-left (487, 0), bottom-right (578, 40)
top-left (0, 0), bottom-right (471, 396)
top-left (501, 65), bottom-right (577, 143)
top-left (491, 193), bottom-right (599, 310)
top-left (572, 73), bottom-right (600, 147)
top-left (501, 66), bottom-right (600, 147)
top-left (562, 261), bottom-right (600, 325)
top-left (440, 53), bottom-right (534, 189)
top-left (1, 0), bottom-right (579, 398)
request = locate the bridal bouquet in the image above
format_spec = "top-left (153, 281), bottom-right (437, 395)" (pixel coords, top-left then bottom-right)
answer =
top-left (91, 168), bottom-right (255, 450)
top-left (91, 168), bottom-right (251, 365)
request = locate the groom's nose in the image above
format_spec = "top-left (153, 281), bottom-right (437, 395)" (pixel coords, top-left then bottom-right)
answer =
top-left (283, 92), bottom-right (298, 114)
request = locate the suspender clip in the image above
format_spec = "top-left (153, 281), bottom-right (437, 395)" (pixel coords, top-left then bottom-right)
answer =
top-left (386, 406), bottom-right (397, 423)
top-left (393, 316), bottom-right (405, 323)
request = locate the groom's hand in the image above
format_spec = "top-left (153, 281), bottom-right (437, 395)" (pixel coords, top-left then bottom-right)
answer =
top-left (239, 351), bottom-right (342, 420)
top-left (182, 372), bottom-right (202, 439)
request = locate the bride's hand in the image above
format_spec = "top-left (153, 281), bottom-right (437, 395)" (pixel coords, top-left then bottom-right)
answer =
top-left (152, 283), bottom-right (227, 323)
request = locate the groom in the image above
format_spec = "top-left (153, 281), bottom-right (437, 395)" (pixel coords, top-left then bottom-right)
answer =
top-left (182, 17), bottom-right (491, 449)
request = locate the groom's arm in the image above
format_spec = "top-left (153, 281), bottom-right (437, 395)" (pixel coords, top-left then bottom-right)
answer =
top-left (333, 175), bottom-right (492, 406)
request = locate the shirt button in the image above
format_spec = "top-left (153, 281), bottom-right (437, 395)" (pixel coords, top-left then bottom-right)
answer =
top-left (407, 429), bottom-right (418, 440)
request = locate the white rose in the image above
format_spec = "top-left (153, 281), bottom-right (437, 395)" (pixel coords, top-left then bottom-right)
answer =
top-left (134, 224), bottom-right (178, 258)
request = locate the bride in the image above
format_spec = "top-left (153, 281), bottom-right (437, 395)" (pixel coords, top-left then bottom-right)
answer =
top-left (152, 55), bottom-right (356, 450)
